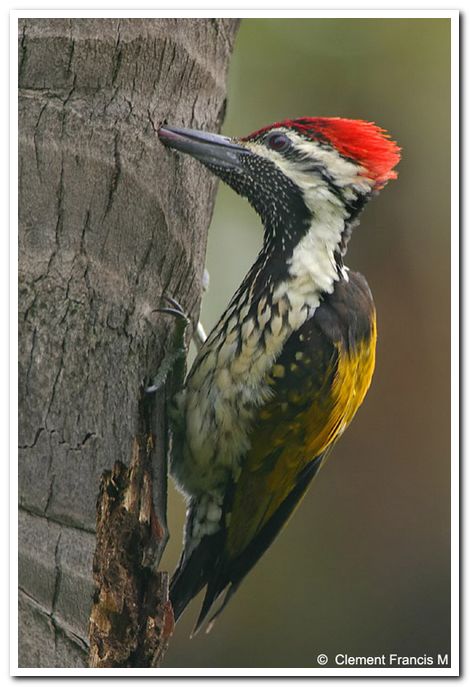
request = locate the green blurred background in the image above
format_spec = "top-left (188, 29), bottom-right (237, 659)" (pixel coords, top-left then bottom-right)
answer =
top-left (162, 18), bottom-right (451, 668)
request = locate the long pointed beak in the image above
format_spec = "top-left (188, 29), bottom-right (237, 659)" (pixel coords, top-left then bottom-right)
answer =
top-left (158, 125), bottom-right (249, 170)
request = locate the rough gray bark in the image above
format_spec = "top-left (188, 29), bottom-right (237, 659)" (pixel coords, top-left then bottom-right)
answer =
top-left (18, 17), bottom-right (239, 668)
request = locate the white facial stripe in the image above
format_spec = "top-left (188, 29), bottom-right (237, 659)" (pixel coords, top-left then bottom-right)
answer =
top-left (244, 128), bottom-right (374, 199)
top-left (244, 129), bottom-right (363, 292)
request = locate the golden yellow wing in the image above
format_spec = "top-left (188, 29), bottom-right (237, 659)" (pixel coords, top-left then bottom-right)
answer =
top-left (226, 294), bottom-right (376, 559)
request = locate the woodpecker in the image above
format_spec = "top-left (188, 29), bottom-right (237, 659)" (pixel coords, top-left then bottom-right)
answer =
top-left (158, 117), bottom-right (400, 634)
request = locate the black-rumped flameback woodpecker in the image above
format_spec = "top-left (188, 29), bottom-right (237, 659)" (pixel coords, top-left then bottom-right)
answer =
top-left (158, 117), bottom-right (400, 634)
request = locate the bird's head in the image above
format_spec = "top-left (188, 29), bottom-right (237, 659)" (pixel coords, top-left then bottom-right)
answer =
top-left (159, 117), bottom-right (400, 258)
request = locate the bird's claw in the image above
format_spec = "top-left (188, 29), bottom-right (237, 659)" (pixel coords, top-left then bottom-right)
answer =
top-left (146, 294), bottom-right (190, 395)
top-left (154, 295), bottom-right (190, 324)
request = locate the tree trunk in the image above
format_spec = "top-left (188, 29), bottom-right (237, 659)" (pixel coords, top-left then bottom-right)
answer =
top-left (18, 17), bottom-right (239, 668)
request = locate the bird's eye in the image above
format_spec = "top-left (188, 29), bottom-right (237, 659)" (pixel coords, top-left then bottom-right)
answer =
top-left (266, 132), bottom-right (291, 152)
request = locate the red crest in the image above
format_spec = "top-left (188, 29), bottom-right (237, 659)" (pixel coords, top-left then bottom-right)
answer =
top-left (244, 117), bottom-right (401, 187)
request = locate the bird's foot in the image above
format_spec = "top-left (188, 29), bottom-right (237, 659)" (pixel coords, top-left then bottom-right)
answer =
top-left (145, 295), bottom-right (190, 395)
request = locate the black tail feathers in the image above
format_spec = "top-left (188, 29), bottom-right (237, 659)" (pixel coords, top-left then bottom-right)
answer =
top-left (192, 576), bottom-right (238, 636)
top-left (171, 455), bottom-right (326, 634)
top-left (169, 530), bottom-right (226, 629)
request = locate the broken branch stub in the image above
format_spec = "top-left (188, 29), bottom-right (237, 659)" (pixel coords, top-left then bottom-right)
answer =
top-left (88, 433), bottom-right (174, 668)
